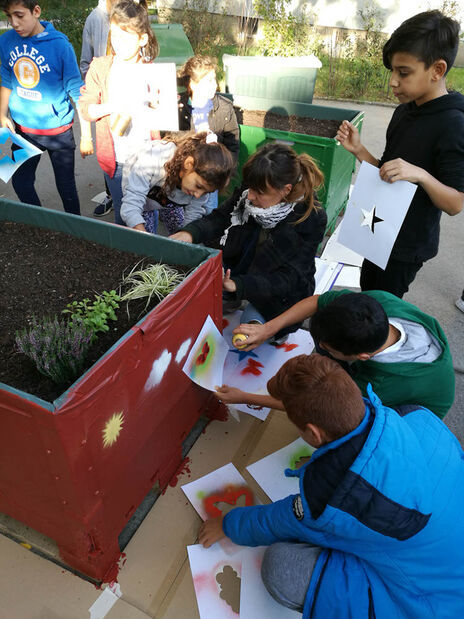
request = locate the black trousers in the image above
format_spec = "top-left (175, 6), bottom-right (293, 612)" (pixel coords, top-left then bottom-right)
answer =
top-left (360, 258), bottom-right (424, 299)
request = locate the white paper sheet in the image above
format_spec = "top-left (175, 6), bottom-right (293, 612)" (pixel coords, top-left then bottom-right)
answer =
top-left (247, 438), bottom-right (315, 502)
top-left (0, 128), bottom-right (42, 183)
top-left (314, 257), bottom-right (344, 294)
top-left (338, 161), bottom-right (417, 269)
top-left (222, 312), bottom-right (314, 421)
top-left (182, 315), bottom-right (229, 391)
top-left (320, 222), bottom-right (364, 267)
top-left (142, 63), bottom-right (179, 131)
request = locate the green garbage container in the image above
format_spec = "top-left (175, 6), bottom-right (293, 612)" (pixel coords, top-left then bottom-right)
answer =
top-left (223, 54), bottom-right (322, 104)
top-left (152, 23), bottom-right (193, 67)
top-left (227, 94), bottom-right (364, 234)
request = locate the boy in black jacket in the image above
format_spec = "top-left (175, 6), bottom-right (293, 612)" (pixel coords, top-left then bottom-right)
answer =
top-left (336, 10), bottom-right (464, 298)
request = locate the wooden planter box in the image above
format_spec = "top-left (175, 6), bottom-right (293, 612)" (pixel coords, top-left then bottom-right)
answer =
top-left (0, 200), bottom-right (223, 581)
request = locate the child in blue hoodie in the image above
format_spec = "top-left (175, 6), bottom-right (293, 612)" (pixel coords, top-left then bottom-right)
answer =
top-left (0, 0), bottom-right (92, 215)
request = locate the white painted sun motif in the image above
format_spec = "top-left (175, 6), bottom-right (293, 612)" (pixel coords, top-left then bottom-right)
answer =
top-left (102, 411), bottom-right (125, 448)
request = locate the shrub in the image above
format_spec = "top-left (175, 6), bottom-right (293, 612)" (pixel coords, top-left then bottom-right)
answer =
top-left (63, 290), bottom-right (120, 341)
top-left (39, 0), bottom-right (94, 59)
top-left (15, 315), bottom-right (93, 385)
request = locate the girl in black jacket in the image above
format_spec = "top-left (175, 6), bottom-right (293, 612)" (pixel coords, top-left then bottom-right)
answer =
top-left (172, 143), bottom-right (327, 339)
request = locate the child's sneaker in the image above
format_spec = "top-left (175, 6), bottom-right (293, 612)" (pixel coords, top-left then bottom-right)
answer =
top-left (93, 195), bottom-right (113, 217)
top-left (455, 297), bottom-right (464, 313)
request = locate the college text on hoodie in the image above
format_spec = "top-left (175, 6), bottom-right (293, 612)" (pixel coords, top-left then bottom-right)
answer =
top-left (0, 21), bottom-right (83, 133)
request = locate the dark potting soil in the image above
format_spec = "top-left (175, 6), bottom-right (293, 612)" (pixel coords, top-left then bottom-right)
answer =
top-left (237, 108), bottom-right (341, 138)
top-left (0, 221), bottom-right (185, 403)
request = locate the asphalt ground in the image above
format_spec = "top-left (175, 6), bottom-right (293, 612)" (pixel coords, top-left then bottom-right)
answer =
top-left (1, 98), bottom-right (462, 444)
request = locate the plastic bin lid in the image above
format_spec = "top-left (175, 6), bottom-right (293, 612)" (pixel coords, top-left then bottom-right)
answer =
top-left (222, 54), bottom-right (322, 69)
top-left (152, 23), bottom-right (194, 66)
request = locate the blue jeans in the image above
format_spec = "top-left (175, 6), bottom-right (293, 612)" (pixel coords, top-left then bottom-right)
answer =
top-left (104, 162), bottom-right (124, 225)
top-left (204, 190), bottom-right (218, 214)
top-left (241, 303), bottom-right (265, 324)
top-left (12, 126), bottom-right (80, 216)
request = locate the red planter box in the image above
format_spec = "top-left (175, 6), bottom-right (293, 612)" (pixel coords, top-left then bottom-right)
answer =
top-left (0, 201), bottom-right (223, 581)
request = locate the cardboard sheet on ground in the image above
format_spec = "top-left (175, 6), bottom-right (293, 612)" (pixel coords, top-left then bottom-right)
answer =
top-left (222, 312), bottom-right (314, 420)
top-left (247, 438), bottom-right (315, 502)
top-left (0, 128), bottom-right (42, 183)
top-left (240, 547), bottom-right (300, 619)
top-left (321, 221), bottom-right (363, 267)
top-left (142, 63), bottom-right (179, 131)
top-left (338, 161), bottom-right (417, 269)
top-left (182, 315), bottom-right (229, 392)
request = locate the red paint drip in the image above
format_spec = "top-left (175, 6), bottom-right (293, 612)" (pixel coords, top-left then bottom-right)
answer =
top-left (102, 552), bottom-right (127, 585)
top-left (275, 342), bottom-right (299, 352)
top-left (168, 457), bottom-right (191, 488)
top-left (241, 358), bottom-right (264, 376)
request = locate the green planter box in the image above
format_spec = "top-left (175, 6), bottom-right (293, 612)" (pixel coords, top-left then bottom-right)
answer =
top-left (223, 54), bottom-right (322, 104)
top-left (152, 23), bottom-right (193, 67)
top-left (228, 94), bottom-right (364, 233)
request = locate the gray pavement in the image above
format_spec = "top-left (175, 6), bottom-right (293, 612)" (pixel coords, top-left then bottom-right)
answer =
top-left (2, 99), bottom-right (463, 444)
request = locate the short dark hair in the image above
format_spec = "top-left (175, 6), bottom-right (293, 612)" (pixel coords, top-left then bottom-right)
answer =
top-left (309, 293), bottom-right (389, 355)
top-left (383, 10), bottom-right (460, 75)
top-left (1, 0), bottom-right (39, 10)
top-left (267, 353), bottom-right (365, 439)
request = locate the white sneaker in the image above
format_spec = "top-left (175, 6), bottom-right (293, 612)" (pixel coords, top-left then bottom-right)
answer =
top-left (455, 297), bottom-right (464, 313)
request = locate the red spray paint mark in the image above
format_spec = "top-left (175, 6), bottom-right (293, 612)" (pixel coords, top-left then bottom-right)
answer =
top-left (196, 341), bottom-right (210, 365)
top-left (203, 485), bottom-right (254, 518)
top-left (168, 456), bottom-right (191, 487)
top-left (222, 318), bottom-right (230, 329)
top-left (102, 553), bottom-right (127, 585)
top-left (275, 342), bottom-right (299, 352)
top-left (241, 358), bottom-right (264, 376)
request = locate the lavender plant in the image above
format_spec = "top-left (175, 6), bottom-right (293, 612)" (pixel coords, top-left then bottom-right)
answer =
top-left (15, 315), bottom-right (93, 385)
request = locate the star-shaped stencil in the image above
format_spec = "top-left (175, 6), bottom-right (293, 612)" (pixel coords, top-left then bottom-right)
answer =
top-left (360, 205), bottom-right (384, 233)
top-left (0, 136), bottom-right (18, 165)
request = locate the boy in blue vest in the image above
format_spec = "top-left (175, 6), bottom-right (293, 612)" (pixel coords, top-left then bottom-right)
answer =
top-left (0, 0), bottom-right (93, 214)
top-left (200, 354), bottom-right (464, 618)
top-left (337, 10), bottom-right (464, 298)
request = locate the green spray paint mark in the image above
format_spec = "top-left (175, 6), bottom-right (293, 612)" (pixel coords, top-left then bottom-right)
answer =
top-left (289, 446), bottom-right (314, 470)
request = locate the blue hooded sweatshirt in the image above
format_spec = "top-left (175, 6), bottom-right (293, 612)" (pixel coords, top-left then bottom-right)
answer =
top-left (223, 387), bottom-right (464, 618)
top-left (0, 21), bottom-right (83, 131)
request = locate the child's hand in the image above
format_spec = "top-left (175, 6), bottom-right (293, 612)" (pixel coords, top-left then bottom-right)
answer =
top-left (199, 516), bottom-right (225, 548)
top-left (214, 384), bottom-right (247, 404)
top-left (170, 231), bottom-right (193, 243)
top-left (336, 120), bottom-right (361, 154)
top-left (231, 323), bottom-right (270, 350)
top-left (380, 158), bottom-right (424, 184)
top-left (0, 116), bottom-right (14, 132)
top-left (223, 268), bottom-right (237, 293)
top-left (80, 137), bottom-right (94, 158)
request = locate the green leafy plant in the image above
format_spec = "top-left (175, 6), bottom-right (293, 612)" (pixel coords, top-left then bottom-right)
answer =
top-left (15, 315), bottom-right (93, 385)
top-left (120, 262), bottom-right (186, 314)
top-left (63, 290), bottom-right (120, 341)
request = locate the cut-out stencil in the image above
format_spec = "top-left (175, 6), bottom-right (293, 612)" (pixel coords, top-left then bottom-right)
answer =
top-left (182, 315), bottom-right (229, 392)
top-left (338, 161), bottom-right (417, 269)
top-left (0, 127), bottom-right (42, 182)
top-left (247, 438), bottom-right (315, 502)
top-left (222, 312), bottom-right (314, 420)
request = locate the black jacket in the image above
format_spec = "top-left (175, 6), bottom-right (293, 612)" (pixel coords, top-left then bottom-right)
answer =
top-left (183, 188), bottom-right (327, 333)
top-left (380, 91), bottom-right (464, 262)
top-left (178, 92), bottom-right (240, 162)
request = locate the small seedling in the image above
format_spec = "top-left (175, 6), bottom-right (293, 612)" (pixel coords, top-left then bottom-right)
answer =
top-left (15, 315), bottom-right (93, 385)
top-left (120, 262), bottom-right (185, 315)
top-left (63, 290), bottom-right (120, 341)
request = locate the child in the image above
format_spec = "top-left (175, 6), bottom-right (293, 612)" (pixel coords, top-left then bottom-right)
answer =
top-left (80, 0), bottom-right (117, 217)
top-left (178, 55), bottom-right (239, 213)
top-left (171, 143), bottom-right (327, 336)
top-left (79, 0), bottom-right (159, 225)
top-left (0, 0), bottom-right (92, 215)
top-left (200, 354), bottom-right (464, 618)
top-left (121, 132), bottom-right (234, 234)
top-left (336, 10), bottom-right (464, 298)
top-left (220, 289), bottom-right (454, 418)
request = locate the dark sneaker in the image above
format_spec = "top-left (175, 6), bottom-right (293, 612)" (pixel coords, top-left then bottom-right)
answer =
top-left (93, 196), bottom-right (113, 217)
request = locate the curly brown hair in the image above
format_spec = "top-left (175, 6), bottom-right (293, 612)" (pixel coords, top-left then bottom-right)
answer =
top-left (109, 0), bottom-right (159, 62)
top-left (178, 55), bottom-right (218, 93)
top-left (163, 132), bottom-right (234, 193)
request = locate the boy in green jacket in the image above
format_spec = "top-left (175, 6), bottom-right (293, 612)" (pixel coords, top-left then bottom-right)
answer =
top-left (217, 290), bottom-right (454, 418)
